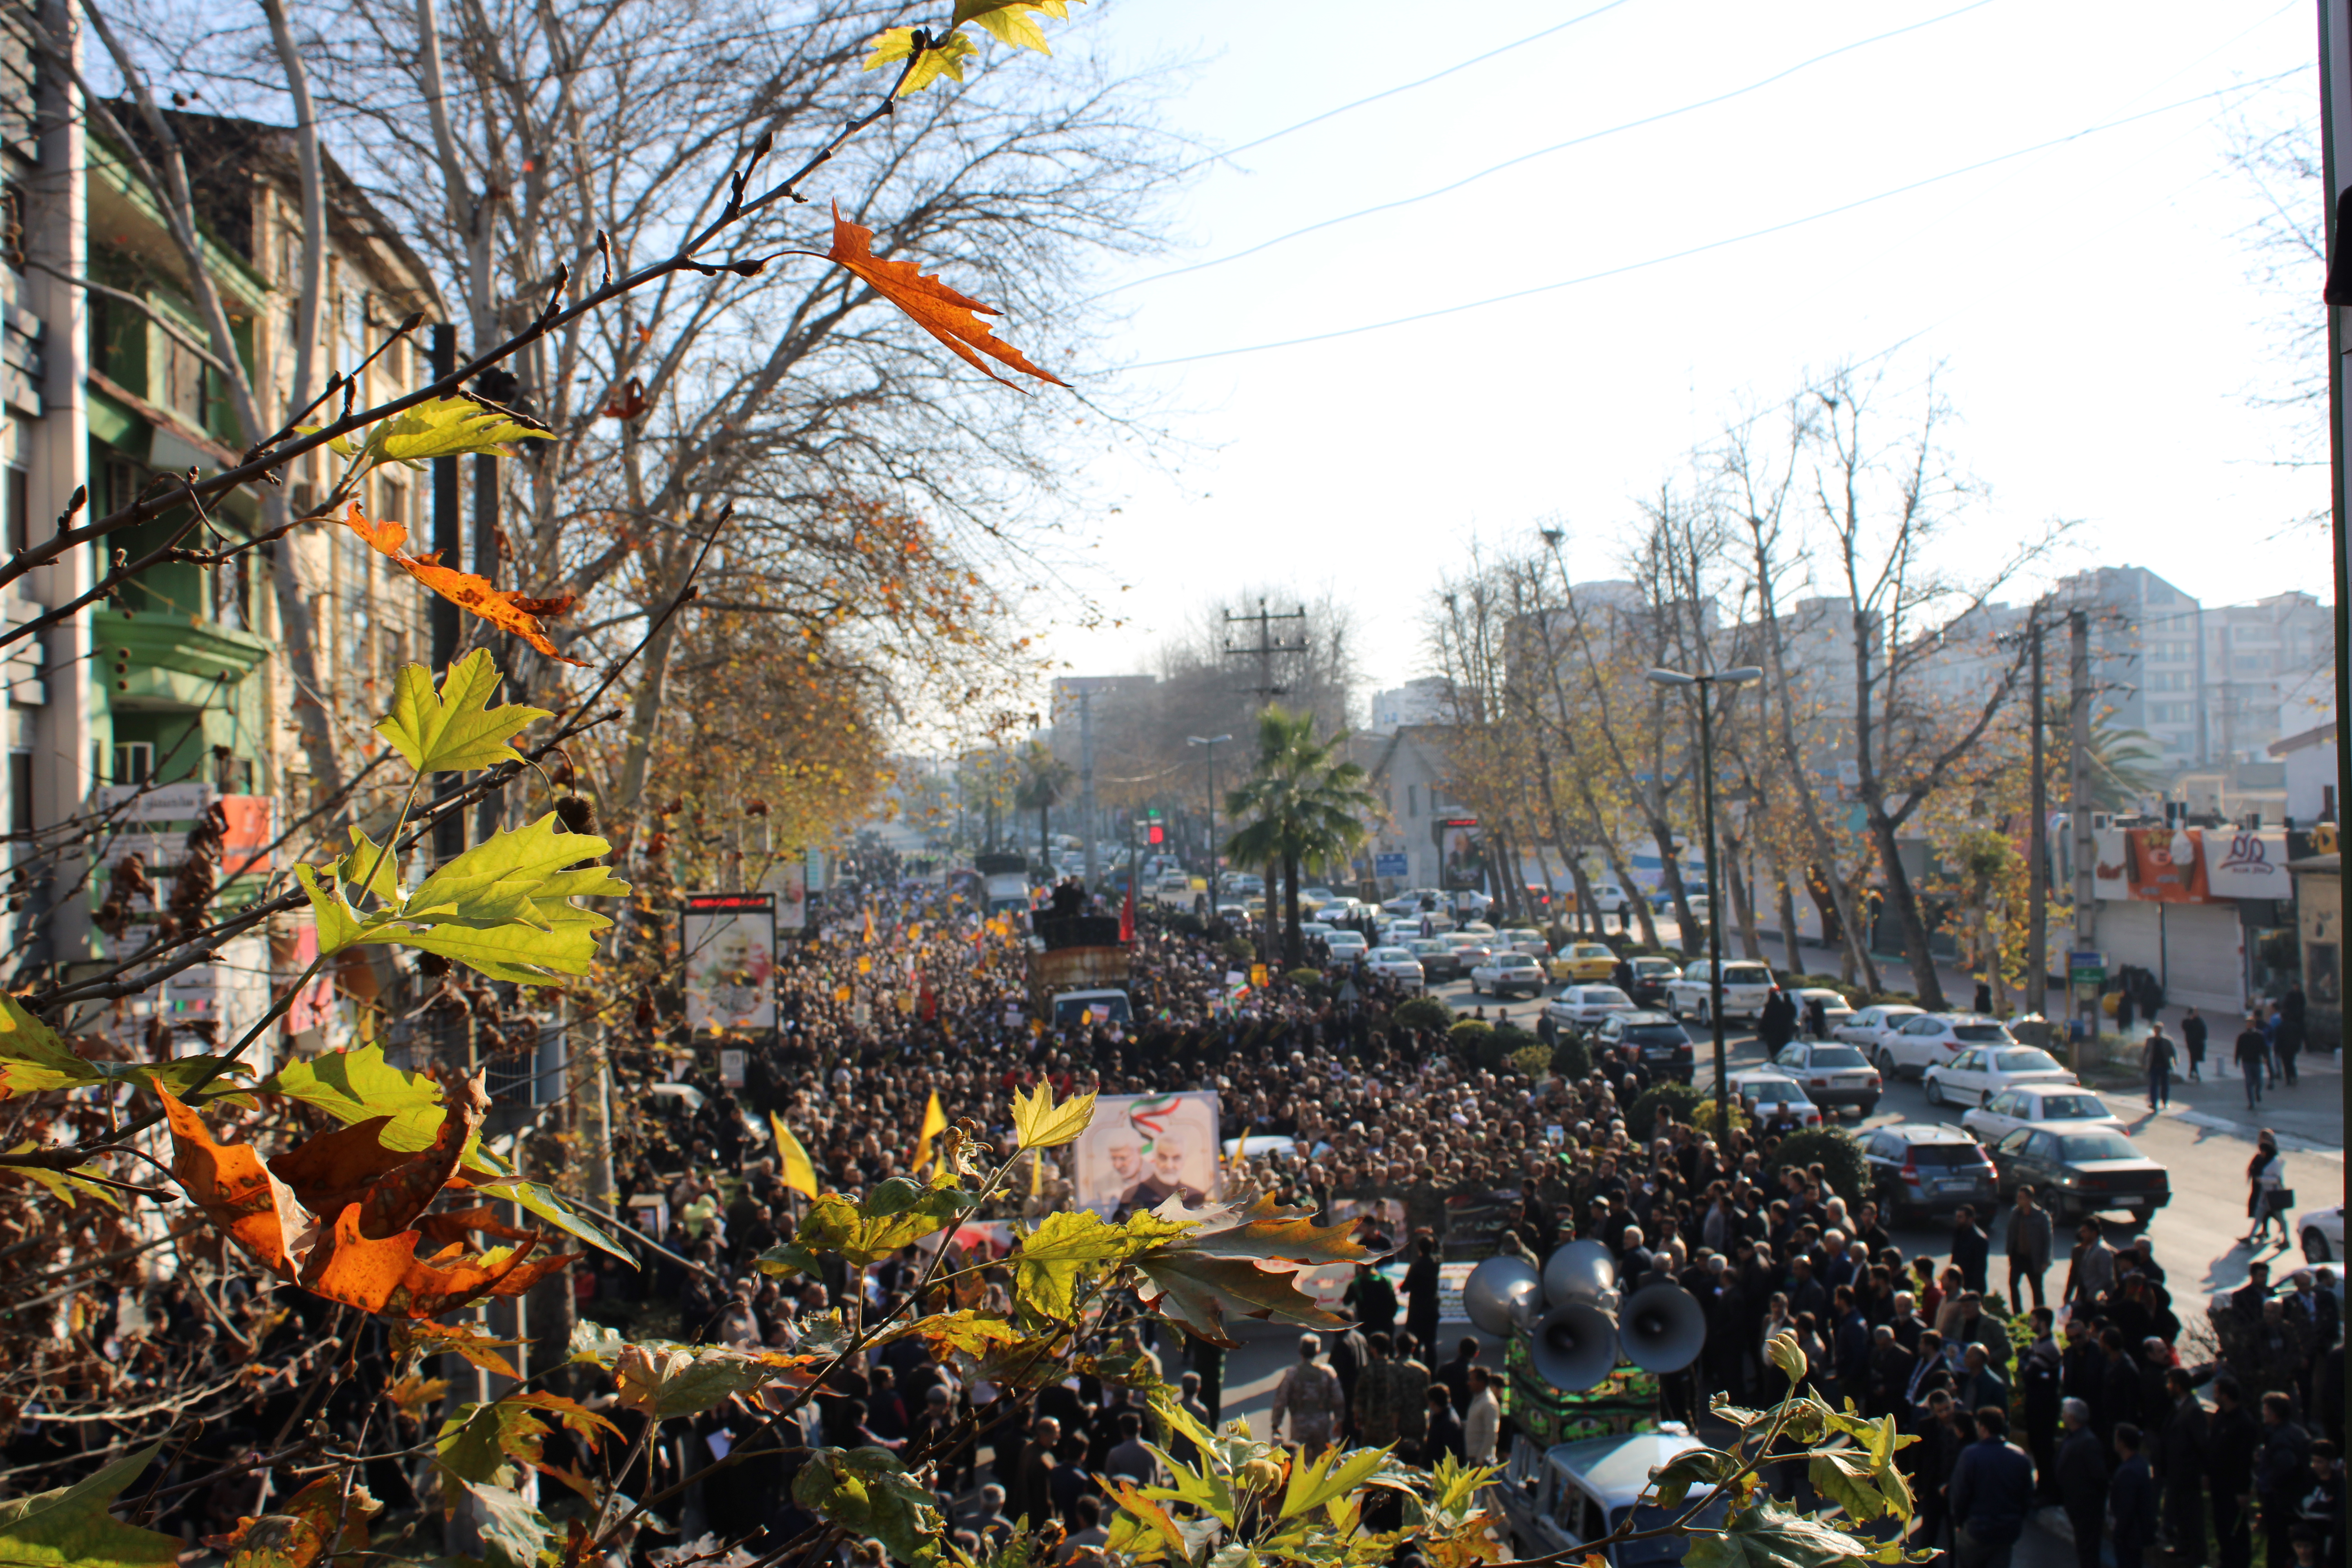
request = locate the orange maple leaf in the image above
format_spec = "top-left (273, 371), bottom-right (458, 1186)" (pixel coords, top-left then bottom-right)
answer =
top-left (160, 1086), bottom-right (319, 1278)
top-left (823, 202), bottom-right (1066, 389)
top-left (343, 501), bottom-right (587, 666)
top-left (301, 1202), bottom-right (578, 1317)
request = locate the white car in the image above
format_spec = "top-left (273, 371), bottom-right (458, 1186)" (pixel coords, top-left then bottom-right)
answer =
top-left (1792, 987), bottom-right (1857, 1036)
top-left (1469, 952), bottom-right (1546, 998)
top-left (1383, 887), bottom-right (1445, 915)
top-left (1321, 931), bottom-right (1368, 964)
top-left (1663, 959), bottom-right (1777, 1024)
top-left (1873, 1013), bottom-right (2019, 1080)
top-left (1834, 1004), bottom-right (1927, 1060)
top-left (1155, 870), bottom-right (1191, 892)
top-left (2300, 1204), bottom-right (2347, 1264)
top-left (1298, 922), bottom-right (1335, 944)
top-left (1363, 947), bottom-right (1426, 988)
top-left (1315, 902), bottom-right (1358, 923)
top-left (1497, 928), bottom-right (1551, 959)
top-left (1727, 1069), bottom-right (1824, 1127)
top-left (1961, 1083), bottom-right (2124, 1144)
top-left (1300, 886), bottom-right (1336, 907)
top-left (1923, 1044), bottom-right (2077, 1109)
top-left (1582, 882), bottom-right (1639, 913)
top-left (1547, 984), bottom-right (1636, 1027)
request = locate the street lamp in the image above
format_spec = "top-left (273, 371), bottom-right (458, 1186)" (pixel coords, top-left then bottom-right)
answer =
top-left (1187, 735), bottom-right (1232, 899)
top-left (1646, 665), bottom-right (1764, 1132)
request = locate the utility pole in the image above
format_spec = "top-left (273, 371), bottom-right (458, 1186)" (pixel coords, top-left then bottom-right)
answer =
top-left (2027, 613), bottom-right (2047, 1018)
top-left (2320, 0), bottom-right (2352, 1115)
top-left (1221, 599), bottom-right (1309, 704)
top-left (2068, 608), bottom-right (2096, 1069)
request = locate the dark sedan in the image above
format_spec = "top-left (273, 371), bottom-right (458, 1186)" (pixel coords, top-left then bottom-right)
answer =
top-left (1594, 1012), bottom-right (1695, 1084)
top-left (1986, 1125), bottom-right (2171, 1225)
top-left (1406, 938), bottom-right (1463, 981)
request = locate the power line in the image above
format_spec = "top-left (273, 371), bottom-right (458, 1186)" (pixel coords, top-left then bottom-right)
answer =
top-left (1103, 69), bottom-right (2301, 374)
top-left (1176, 0), bottom-right (1638, 178)
top-left (1100, 0), bottom-right (1998, 302)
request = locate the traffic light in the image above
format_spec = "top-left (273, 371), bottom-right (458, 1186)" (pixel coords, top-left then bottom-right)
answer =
top-left (1148, 824), bottom-right (1163, 844)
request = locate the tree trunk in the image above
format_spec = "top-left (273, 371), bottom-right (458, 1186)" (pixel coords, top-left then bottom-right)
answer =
top-left (1869, 808), bottom-right (1947, 1009)
top-left (1651, 816), bottom-right (1698, 956)
top-left (1725, 835), bottom-right (1762, 961)
top-left (1775, 860), bottom-right (1804, 975)
top-left (1283, 849), bottom-right (1301, 969)
top-left (615, 590), bottom-right (682, 809)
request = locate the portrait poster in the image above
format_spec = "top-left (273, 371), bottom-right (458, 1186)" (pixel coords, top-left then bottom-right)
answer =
top-left (764, 855), bottom-right (811, 935)
top-left (1437, 819), bottom-right (1486, 891)
top-left (2123, 828), bottom-right (2210, 904)
top-left (1071, 1091), bottom-right (1221, 1218)
top-left (682, 892), bottom-right (777, 1033)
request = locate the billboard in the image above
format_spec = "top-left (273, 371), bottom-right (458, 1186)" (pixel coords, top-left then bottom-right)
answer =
top-left (1071, 1091), bottom-right (1221, 1219)
top-left (1434, 817), bottom-right (1486, 891)
top-left (682, 893), bottom-right (776, 1033)
top-left (763, 854), bottom-right (810, 935)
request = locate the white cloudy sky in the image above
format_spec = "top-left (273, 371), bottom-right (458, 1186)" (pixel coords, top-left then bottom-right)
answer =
top-left (1015, 0), bottom-right (2332, 705)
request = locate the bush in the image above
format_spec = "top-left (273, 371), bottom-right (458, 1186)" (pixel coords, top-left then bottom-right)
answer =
top-left (1287, 967), bottom-right (1324, 989)
top-left (1550, 1028), bottom-right (1592, 1082)
top-left (1448, 1019), bottom-right (1496, 1066)
top-left (1691, 1092), bottom-right (1753, 1140)
top-left (1628, 1081), bottom-right (1705, 1140)
top-left (1221, 936), bottom-right (1256, 965)
top-left (1759, 1127), bottom-right (1871, 1205)
top-left (1509, 1044), bottom-right (1553, 1081)
top-left (1395, 996), bottom-right (1453, 1034)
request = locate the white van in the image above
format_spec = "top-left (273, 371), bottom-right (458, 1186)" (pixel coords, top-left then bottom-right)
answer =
top-left (1662, 959), bottom-right (1776, 1025)
top-left (1499, 1432), bottom-right (1730, 1566)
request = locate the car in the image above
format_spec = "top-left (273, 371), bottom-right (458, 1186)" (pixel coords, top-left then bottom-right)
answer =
top-left (1498, 1431), bottom-right (1730, 1565)
top-left (1154, 870), bottom-right (1191, 892)
top-left (1834, 1004), bottom-right (1928, 1061)
top-left (1875, 1013), bottom-right (2019, 1081)
top-left (1363, 946), bottom-right (1426, 987)
top-left (1214, 902), bottom-right (1253, 927)
top-left (1663, 959), bottom-right (1777, 1024)
top-left (1546, 942), bottom-right (1620, 984)
top-left (1452, 889), bottom-right (1494, 916)
top-left (1923, 1044), bottom-right (2077, 1109)
top-left (1321, 931), bottom-right (1369, 965)
top-left (1470, 952), bottom-right (1546, 998)
top-left (1984, 1124), bottom-right (2170, 1225)
top-left (1405, 937), bottom-right (1463, 981)
top-left (1497, 927), bottom-right (1551, 959)
top-left (1298, 921), bottom-right (1336, 944)
top-left (1458, 920), bottom-right (1497, 936)
top-left (1960, 1084), bottom-right (2125, 1144)
top-left (1315, 901), bottom-right (1360, 924)
top-left (1683, 894), bottom-right (1712, 924)
top-left (1621, 955), bottom-right (1682, 1008)
top-left (1592, 1011), bottom-right (1693, 1082)
top-left (1766, 1042), bottom-right (1884, 1115)
top-left (1791, 987), bottom-right (1856, 1036)
top-left (1548, 984), bottom-right (1637, 1027)
top-left (1581, 882), bottom-right (1639, 914)
top-left (2300, 1204), bottom-right (2346, 1264)
top-left (1860, 1123), bottom-right (1999, 1223)
top-left (1444, 933), bottom-right (1498, 969)
top-left (1299, 886), bottom-right (1336, 907)
top-left (1383, 887), bottom-right (1445, 915)
top-left (1227, 873), bottom-right (1265, 896)
top-left (1726, 1069), bottom-right (1824, 1128)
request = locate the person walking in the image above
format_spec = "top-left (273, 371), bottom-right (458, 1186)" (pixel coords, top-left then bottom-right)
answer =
top-left (2210, 1376), bottom-right (2261, 1568)
top-left (2115, 987), bottom-right (2137, 1037)
top-left (2183, 1007), bottom-right (2209, 1082)
top-left (2144, 1024), bottom-right (2177, 1111)
top-left (2056, 1398), bottom-right (2110, 1568)
top-left (2156, 1367), bottom-right (2211, 1567)
top-left (1950, 1405), bottom-right (2036, 1568)
top-left (1402, 1233), bottom-right (1441, 1357)
top-left (1271, 1334), bottom-right (1345, 1454)
top-left (2275, 1003), bottom-right (2303, 1087)
top-left (2005, 1187), bottom-right (2053, 1314)
top-left (2234, 1015), bottom-right (2269, 1109)
top-left (2111, 1423), bottom-right (2156, 1568)
top-left (1953, 1206), bottom-right (1992, 1295)
top-left (2245, 1133), bottom-right (2288, 1250)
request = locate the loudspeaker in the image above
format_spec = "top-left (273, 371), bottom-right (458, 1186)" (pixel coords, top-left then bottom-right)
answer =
top-left (1463, 1256), bottom-right (1542, 1338)
top-left (1529, 1299), bottom-right (1619, 1392)
top-left (1542, 1239), bottom-right (1618, 1307)
top-left (1618, 1281), bottom-right (1707, 1375)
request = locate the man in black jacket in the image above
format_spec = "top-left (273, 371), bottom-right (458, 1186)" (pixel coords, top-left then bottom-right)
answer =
top-left (2209, 1376), bottom-right (2260, 1568)
top-left (2100, 1328), bottom-right (2143, 1445)
top-left (2055, 1397), bottom-right (2109, 1568)
top-left (1952, 1207), bottom-right (1991, 1294)
top-left (2112, 1423), bottom-right (2157, 1568)
top-left (2256, 1392), bottom-right (2313, 1568)
top-left (2156, 1367), bottom-right (2210, 1567)
top-left (1950, 1405), bottom-right (2036, 1568)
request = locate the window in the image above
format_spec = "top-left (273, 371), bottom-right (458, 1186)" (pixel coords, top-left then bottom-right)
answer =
top-left (9, 751), bottom-right (29, 836)
top-left (4, 466), bottom-right (23, 555)
top-left (113, 741), bottom-right (153, 784)
top-left (1407, 785), bottom-right (1417, 817)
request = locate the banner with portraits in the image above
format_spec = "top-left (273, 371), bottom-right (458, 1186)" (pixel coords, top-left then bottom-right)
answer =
top-left (682, 892), bottom-right (776, 1033)
top-left (1071, 1091), bottom-right (1221, 1218)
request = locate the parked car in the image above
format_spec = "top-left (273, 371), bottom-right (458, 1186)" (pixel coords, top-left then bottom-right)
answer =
top-left (1960, 1084), bottom-right (2124, 1144)
top-left (1405, 937), bottom-right (1463, 981)
top-left (1621, 956), bottom-right (1682, 1008)
top-left (1860, 1123), bottom-right (1999, 1223)
top-left (1875, 1013), bottom-right (2018, 1080)
top-left (1833, 1004), bottom-right (1928, 1061)
top-left (1727, 1069), bottom-right (1823, 1128)
top-left (1444, 934), bottom-right (1498, 969)
top-left (1321, 931), bottom-right (1368, 965)
top-left (1791, 987), bottom-right (1857, 1037)
top-left (2300, 1204), bottom-right (2347, 1264)
top-left (1154, 869), bottom-right (1191, 892)
top-left (1593, 1011), bottom-right (1693, 1083)
top-left (1299, 886), bottom-right (1336, 908)
top-left (1548, 984), bottom-right (1637, 1028)
top-left (1984, 1124), bottom-right (2170, 1224)
top-left (1663, 959), bottom-right (1777, 1024)
top-left (1683, 894), bottom-right (1712, 924)
top-left (1363, 946), bottom-right (1426, 988)
top-left (1581, 882), bottom-right (1640, 914)
top-left (1766, 1042), bottom-right (1883, 1116)
top-left (1383, 887), bottom-right (1445, 915)
top-left (1498, 1432), bottom-right (1730, 1564)
top-left (1923, 1044), bottom-right (2077, 1109)
top-left (1470, 952), bottom-right (1547, 998)
top-left (1547, 942), bottom-right (1621, 984)
top-left (1498, 927), bottom-right (1551, 959)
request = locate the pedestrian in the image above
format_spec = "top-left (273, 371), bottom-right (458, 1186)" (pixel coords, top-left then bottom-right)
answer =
top-left (2245, 1133), bottom-right (2288, 1250)
top-left (2112, 1423), bottom-right (2156, 1568)
top-left (1270, 1334), bottom-right (1344, 1454)
top-left (2055, 1397), bottom-right (2109, 1568)
top-left (2065, 1219), bottom-right (2115, 1307)
top-left (2156, 1367), bottom-right (2210, 1568)
top-left (2235, 1014), bottom-right (2269, 1108)
top-left (1463, 1365), bottom-right (1500, 1465)
top-left (2210, 1376), bottom-right (2261, 1568)
top-left (2256, 1392), bottom-right (2313, 1568)
top-left (1974, 976), bottom-right (1993, 1014)
top-left (2183, 1007), bottom-right (2209, 1082)
top-left (2144, 1024), bottom-right (2176, 1111)
top-left (1952, 1206), bottom-right (1991, 1295)
top-left (2275, 1004), bottom-right (2303, 1087)
top-left (2005, 1187), bottom-right (2052, 1314)
top-left (1402, 1232), bottom-right (1441, 1356)
top-left (1949, 1404), bottom-right (2036, 1568)
top-left (2116, 987), bottom-right (2137, 1037)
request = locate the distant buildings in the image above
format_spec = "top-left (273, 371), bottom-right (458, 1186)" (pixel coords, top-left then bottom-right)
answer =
top-left (1365, 677), bottom-right (1451, 733)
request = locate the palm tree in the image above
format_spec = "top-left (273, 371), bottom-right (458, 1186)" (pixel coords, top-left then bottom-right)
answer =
top-left (1224, 707), bottom-right (1378, 968)
top-left (1013, 741), bottom-right (1074, 882)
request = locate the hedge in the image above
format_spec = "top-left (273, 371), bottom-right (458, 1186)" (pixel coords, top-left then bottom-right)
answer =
top-left (1394, 996), bottom-right (1453, 1034)
top-left (1628, 1081), bottom-right (1706, 1140)
top-left (1758, 1126), bottom-right (1872, 1206)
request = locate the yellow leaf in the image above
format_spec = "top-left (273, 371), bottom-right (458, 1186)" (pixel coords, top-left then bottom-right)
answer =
top-left (862, 26), bottom-right (976, 94)
top-left (1010, 1080), bottom-right (1096, 1149)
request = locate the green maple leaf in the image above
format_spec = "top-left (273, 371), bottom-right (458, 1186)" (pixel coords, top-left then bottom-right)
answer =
top-left (792, 1447), bottom-right (942, 1566)
top-left (951, 0), bottom-right (1084, 54)
top-left (1014, 1209), bottom-right (1185, 1320)
top-left (1130, 1196), bottom-right (1373, 1345)
top-left (375, 650), bottom-right (552, 775)
top-left (1010, 1079), bottom-right (1096, 1149)
top-left (333, 824), bottom-right (405, 906)
top-left (262, 1044), bottom-right (452, 1152)
top-left (0, 994), bottom-right (99, 1093)
top-left (0, 1444), bottom-right (179, 1567)
top-left (359, 396), bottom-right (554, 471)
top-left (787, 1174), bottom-right (975, 1268)
top-left (472, 1176), bottom-right (636, 1264)
top-left (463, 1480), bottom-right (552, 1568)
top-left (1684, 1499), bottom-right (1879, 1568)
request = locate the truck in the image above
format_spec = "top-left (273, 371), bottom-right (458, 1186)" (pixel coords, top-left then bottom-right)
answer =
top-left (975, 852), bottom-right (1033, 916)
top-left (1027, 913), bottom-right (1133, 1028)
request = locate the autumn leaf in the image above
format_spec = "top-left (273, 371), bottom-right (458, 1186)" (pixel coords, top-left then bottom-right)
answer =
top-left (861, 27), bottom-right (976, 94)
top-left (343, 501), bottom-right (586, 666)
top-left (1129, 1196), bottom-right (1376, 1347)
top-left (159, 1085), bottom-right (320, 1279)
top-left (0, 1445), bottom-right (180, 1568)
top-left (301, 1203), bottom-right (577, 1318)
top-left (206, 1476), bottom-right (376, 1568)
top-left (820, 203), bottom-right (1066, 389)
top-left (348, 394), bottom-right (554, 469)
top-left (1010, 1078), bottom-right (1095, 1148)
top-left (265, 1072), bottom-right (488, 1239)
top-left (393, 1320), bottom-right (526, 1379)
top-left (953, 0), bottom-right (1083, 53)
top-left (374, 649), bottom-right (552, 775)
top-left (2, 1142), bottom-right (123, 1210)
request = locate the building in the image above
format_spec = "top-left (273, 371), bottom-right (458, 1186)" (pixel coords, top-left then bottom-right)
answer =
top-left (2268, 720), bottom-right (2340, 826)
top-left (1366, 677), bottom-right (1451, 733)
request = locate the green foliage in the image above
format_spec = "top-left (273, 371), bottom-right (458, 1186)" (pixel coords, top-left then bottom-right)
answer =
top-left (1446, 1018), bottom-right (1495, 1066)
top-left (1220, 935), bottom-right (1255, 964)
top-left (1692, 1091), bottom-right (1753, 1140)
top-left (1509, 1043), bottom-right (1553, 1080)
top-left (1550, 1027), bottom-right (1592, 1081)
top-left (0, 1444), bottom-right (178, 1568)
top-left (1287, 967), bottom-right (1324, 989)
top-left (375, 648), bottom-right (552, 774)
top-left (794, 1446), bottom-right (942, 1563)
top-left (1392, 995), bottom-right (1452, 1034)
top-left (1629, 1081), bottom-right (1705, 1139)
top-left (1760, 1127), bottom-right (1872, 1204)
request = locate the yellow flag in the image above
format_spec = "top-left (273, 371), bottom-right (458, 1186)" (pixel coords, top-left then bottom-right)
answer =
top-left (913, 1090), bottom-right (947, 1173)
top-left (769, 1112), bottom-right (818, 1199)
top-left (863, 907), bottom-right (875, 943)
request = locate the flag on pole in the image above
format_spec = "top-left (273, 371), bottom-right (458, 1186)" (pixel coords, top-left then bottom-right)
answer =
top-left (913, 1090), bottom-right (947, 1173)
top-left (769, 1112), bottom-right (819, 1199)
top-left (1119, 877), bottom-right (1136, 943)
top-left (862, 906), bottom-right (876, 944)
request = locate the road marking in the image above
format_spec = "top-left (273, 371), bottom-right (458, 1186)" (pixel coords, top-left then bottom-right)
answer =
top-left (2094, 1093), bottom-right (2346, 1160)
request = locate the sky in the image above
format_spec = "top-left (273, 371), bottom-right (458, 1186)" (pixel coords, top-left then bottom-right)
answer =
top-left (1022, 0), bottom-right (2335, 707)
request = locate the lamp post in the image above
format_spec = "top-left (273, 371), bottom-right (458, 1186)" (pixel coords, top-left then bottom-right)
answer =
top-left (1646, 665), bottom-right (1764, 1131)
top-left (1188, 735), bottom-right (1231, 900)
